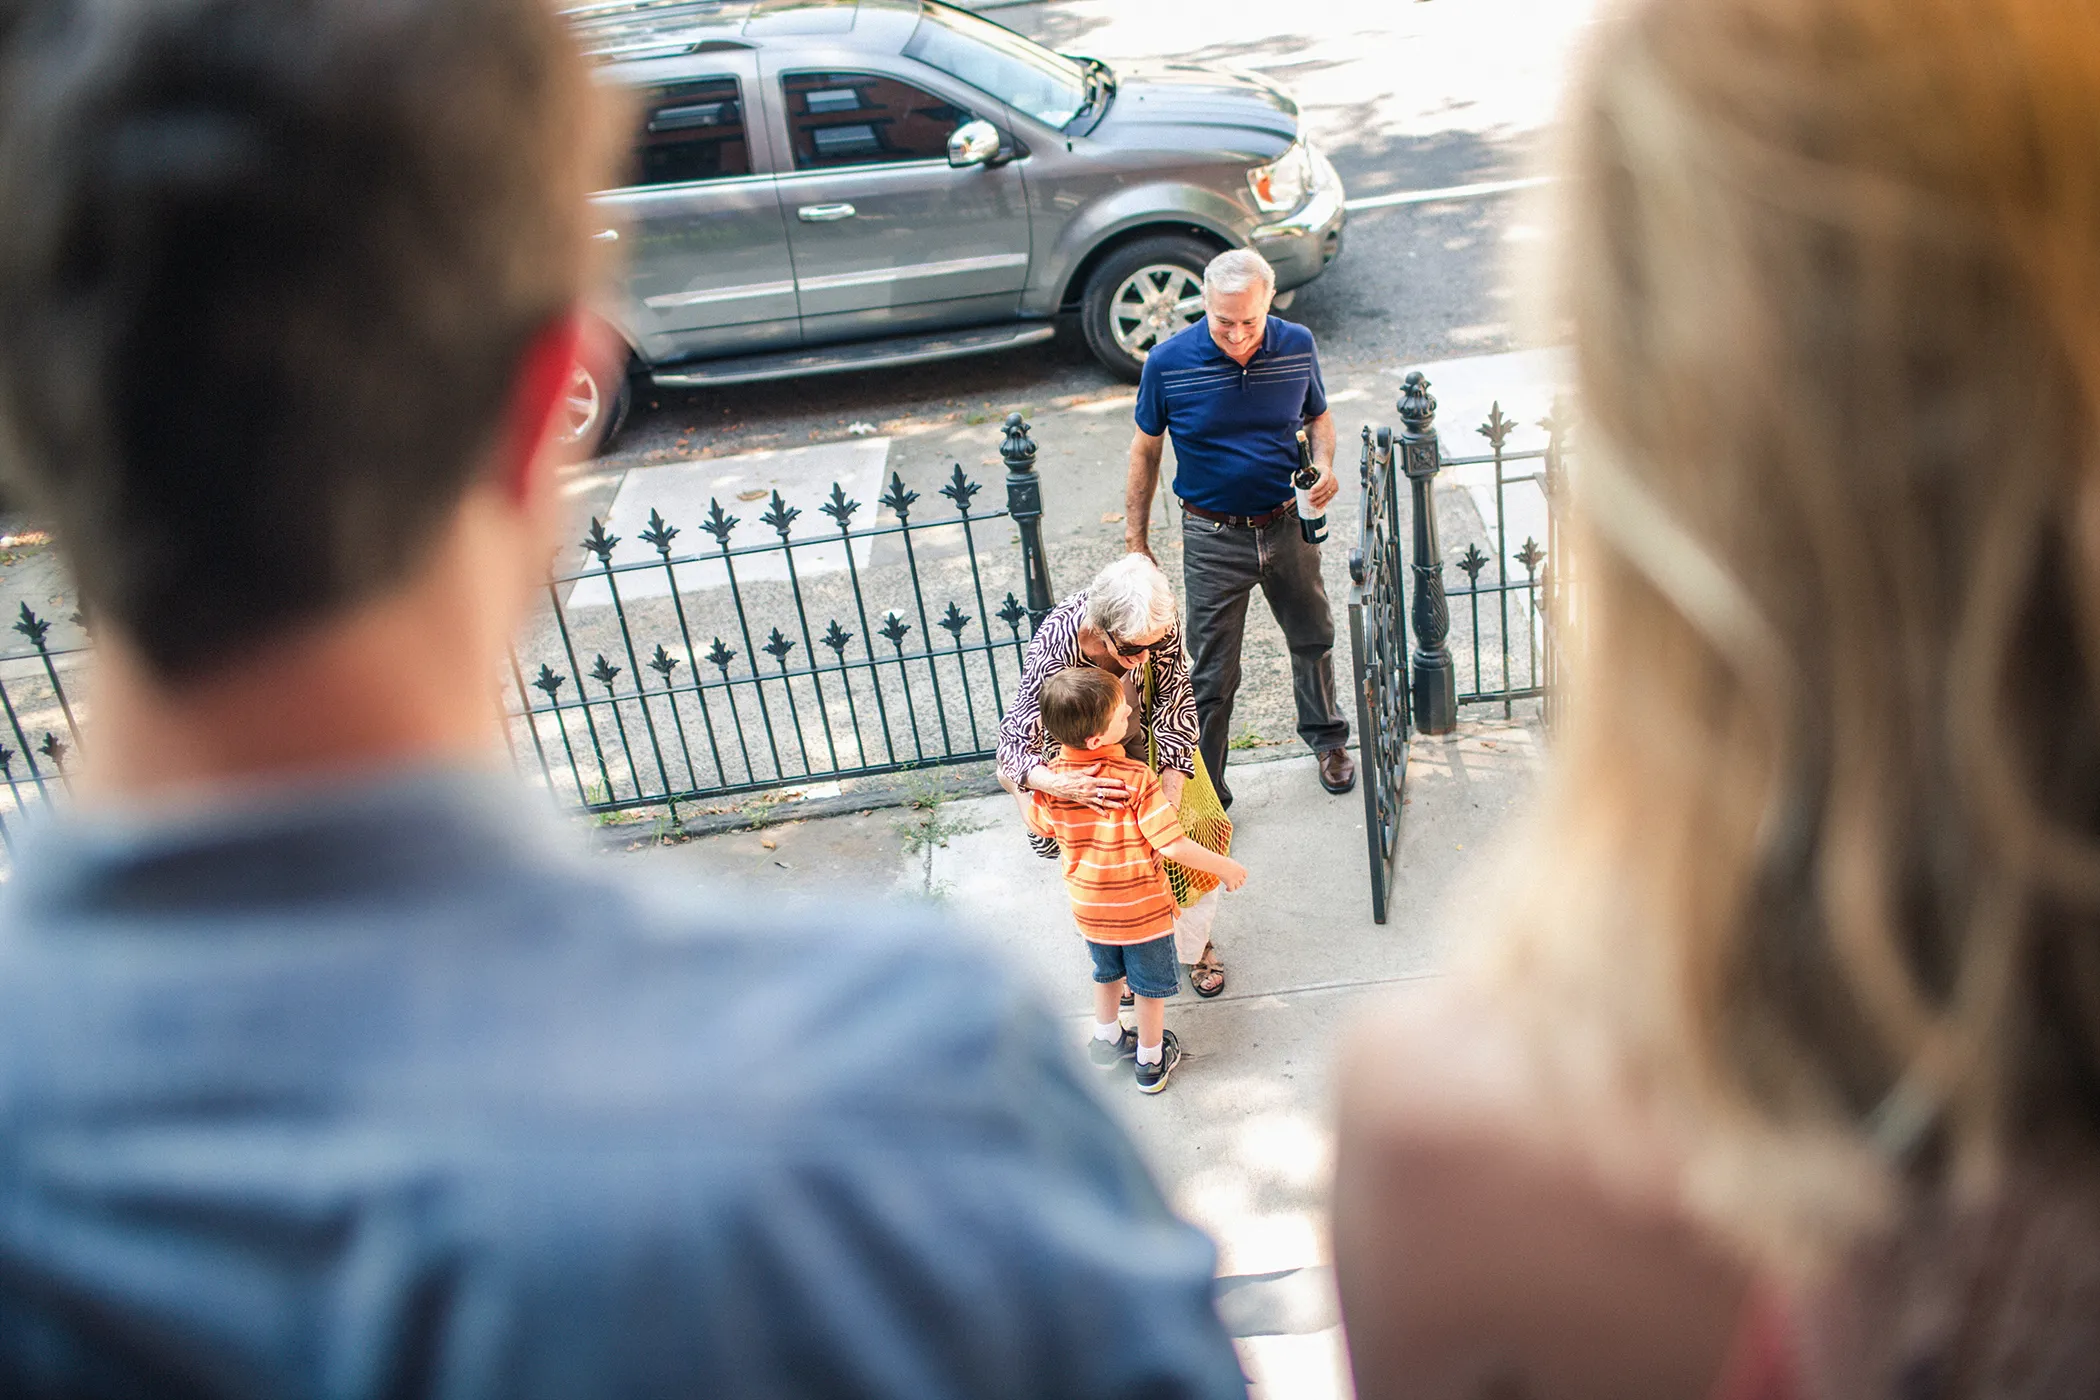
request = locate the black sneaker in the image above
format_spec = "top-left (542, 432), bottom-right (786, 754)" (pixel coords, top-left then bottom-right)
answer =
top-left (1088, 1025), bottom-right (1138, 1068)
top-left (1134, 1030), bottom-right (1183, 1094)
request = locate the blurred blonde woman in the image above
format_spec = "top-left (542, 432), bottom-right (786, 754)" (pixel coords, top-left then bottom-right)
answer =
top-left (1333, 0), bottom-right (2100, 1395)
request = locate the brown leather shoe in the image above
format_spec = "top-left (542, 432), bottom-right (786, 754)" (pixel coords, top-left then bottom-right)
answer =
top-left (1318, 747), bottom-right (1357, 794)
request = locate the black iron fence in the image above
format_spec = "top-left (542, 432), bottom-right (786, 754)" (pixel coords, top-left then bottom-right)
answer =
top-left (509, 413), bottom-right (1055, 813)
top-left (1401, 373), bottom-right (1564, 721)
top-left (0, 414), bottom-right (1058, 853)
top-left (0, 376), bottom-right (1571, 912)
top-left (1347, 369), bottom-right (1569, 921)
top-left (0, 601), bottom-right (83, 855)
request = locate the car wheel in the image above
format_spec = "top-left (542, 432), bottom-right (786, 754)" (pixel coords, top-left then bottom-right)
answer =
top-left (1081, 234), bottom-right (1217, 382)
top-left (557, 355), bottom-right (633, 458)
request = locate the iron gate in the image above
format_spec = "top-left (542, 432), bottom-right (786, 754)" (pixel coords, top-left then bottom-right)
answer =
top-left (1346, 422), bottom-right (1411, 926)
top-left (1347, 370), bottom-right (1568, 922)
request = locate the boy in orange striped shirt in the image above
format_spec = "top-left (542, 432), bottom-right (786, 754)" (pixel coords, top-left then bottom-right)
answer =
top-left (1025, 667), bottom-right (1247, 1093)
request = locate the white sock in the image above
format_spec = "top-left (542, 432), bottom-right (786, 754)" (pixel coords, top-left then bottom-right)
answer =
top-left (1094, 1020), bottom-right (1124, 1042)
top-left (1136, 1040), bottom-right (1163, 1066)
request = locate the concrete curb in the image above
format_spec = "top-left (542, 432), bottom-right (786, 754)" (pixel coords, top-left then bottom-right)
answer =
top-left (586, 739), bottom-right (1345, 849)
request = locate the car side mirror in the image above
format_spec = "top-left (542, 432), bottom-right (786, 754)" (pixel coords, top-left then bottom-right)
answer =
top-left (947, 119), bottom-right (1001, 168)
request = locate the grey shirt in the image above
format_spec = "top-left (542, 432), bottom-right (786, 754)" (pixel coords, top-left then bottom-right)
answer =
top-left (0, 769), bottom-right (1244, 1398)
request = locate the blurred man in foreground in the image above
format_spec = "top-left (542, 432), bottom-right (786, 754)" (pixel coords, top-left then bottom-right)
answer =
top-left (0, 1), bottom-right (1245, 1394)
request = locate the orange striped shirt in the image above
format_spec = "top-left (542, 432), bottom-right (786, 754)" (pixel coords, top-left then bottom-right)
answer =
top-left (1025, 746), bottom-right (1185, 945)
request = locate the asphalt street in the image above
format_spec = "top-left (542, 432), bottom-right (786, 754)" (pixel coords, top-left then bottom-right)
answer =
top-left (591, 0), bottom-right (1595, 467)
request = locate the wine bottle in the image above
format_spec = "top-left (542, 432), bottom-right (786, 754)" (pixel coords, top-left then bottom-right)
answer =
top-left (1294, 429), bottom-right (1327, 544)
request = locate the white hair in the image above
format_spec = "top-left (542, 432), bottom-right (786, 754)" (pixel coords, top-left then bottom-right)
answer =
top-left (1203, 247), bottom-right (1276, 299)
top-left (1085, 553), bottom-right (1177, 639)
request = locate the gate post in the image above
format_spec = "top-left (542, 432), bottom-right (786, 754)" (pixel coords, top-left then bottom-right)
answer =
top-left (1003, 412), bottom-right (1055, 627)
top-left (1399, 371), bottom-right (1457, 734)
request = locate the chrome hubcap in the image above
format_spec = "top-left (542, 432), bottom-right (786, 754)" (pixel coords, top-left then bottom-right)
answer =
top-left (1110, 264), bottom-right (1205, 360)
top-left (558, 364), bottom-right (602, 446)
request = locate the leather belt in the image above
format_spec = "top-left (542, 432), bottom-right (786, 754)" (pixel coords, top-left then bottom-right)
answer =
top-left (1179, 498), bottom-right (1297, 530)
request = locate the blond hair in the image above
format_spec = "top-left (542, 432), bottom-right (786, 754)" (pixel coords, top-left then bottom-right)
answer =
top-left (1515, 0), bottom-right (2100, 1264)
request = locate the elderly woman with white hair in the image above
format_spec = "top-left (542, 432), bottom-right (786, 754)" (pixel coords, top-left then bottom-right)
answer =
top-left (995, 553), bottom-right (1228, 996)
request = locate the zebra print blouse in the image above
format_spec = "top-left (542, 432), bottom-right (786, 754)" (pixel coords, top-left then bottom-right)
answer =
top-left (995, 591), bottom-right (1200, 784)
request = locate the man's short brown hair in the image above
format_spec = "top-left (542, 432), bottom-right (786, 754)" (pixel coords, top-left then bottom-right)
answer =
top-left (1040, 666), bottom-right (1122, 750)
top-left (0, 0), bottom-right (615, 677)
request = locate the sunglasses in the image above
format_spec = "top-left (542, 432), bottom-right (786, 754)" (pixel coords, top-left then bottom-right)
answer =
top-left (1106, 632), bottom-right (1155, 659)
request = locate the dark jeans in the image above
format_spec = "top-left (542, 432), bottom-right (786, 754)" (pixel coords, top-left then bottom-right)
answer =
top-left (1181, 511), bottom-right (1348, 805)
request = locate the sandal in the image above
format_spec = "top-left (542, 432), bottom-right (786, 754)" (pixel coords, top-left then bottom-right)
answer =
top-left (1187, 943), bottom-right (1226, 998)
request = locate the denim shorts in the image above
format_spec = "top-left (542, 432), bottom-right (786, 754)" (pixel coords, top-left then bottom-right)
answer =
top-left (1087, 932), bottom-right (1180, 1000)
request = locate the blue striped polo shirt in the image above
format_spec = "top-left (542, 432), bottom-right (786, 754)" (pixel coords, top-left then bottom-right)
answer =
top-left (1134, 315), bottom-right (1328, 516)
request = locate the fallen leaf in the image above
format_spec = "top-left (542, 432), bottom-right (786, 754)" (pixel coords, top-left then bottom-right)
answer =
top-left (1101, 512), bottom-right (1124, 523)
top-left (737, 489), bottom-right (768, 502)
top-left (760, 837), bottom-right (777, 849)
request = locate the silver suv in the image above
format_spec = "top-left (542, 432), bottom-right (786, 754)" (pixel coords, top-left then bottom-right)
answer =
top-left (561, 0), bottom-right (1348, 451)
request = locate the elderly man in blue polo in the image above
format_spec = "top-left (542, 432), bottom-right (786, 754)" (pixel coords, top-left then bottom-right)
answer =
top-left (1123, 247), bottom-right (1354, 809)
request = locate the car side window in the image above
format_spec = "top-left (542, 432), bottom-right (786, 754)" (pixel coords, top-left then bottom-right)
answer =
top-left (781, 71), bottom-right (970, 170)
top-left (627, 77), bottom-right (751, 187)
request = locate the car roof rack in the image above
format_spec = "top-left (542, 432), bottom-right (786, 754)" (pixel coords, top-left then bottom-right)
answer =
top-left (563, 0), bottom-right (758, 62)
top-left (585, 36), bottom-right (756, 63)
top-left (561, 0), bottom-right (735, 26)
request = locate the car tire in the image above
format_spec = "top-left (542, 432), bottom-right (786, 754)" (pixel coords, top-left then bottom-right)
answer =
top-left (1080, 234), bottom-right (1218, 382)
top-left (559, 354), bottom-right (633, 458)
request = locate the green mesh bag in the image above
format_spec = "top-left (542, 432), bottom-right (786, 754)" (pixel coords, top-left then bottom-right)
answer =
top-left (1144, 657), bottom-right (1233, 908)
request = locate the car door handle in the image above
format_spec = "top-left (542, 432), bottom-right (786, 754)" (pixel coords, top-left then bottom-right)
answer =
top-left (797, 203), bottom-right (857, 223)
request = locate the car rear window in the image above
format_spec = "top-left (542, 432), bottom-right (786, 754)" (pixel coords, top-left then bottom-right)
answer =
top-left (781, 72), bottom-right (968, 170)
top-left (627, 77), bottom-right (751, 187)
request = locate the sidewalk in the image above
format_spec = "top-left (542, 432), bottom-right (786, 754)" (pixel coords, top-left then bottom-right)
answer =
top-left (622, 718), bottom-right (1544, 1398)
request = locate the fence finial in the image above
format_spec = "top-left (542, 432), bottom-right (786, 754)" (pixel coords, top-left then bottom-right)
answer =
top-left (1398, 371), bottom-right (1437, 439)
top-left (1002, 412), bottom-right (1054, 626)
top-left (1001, 411), bottom-right (1037, 471)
